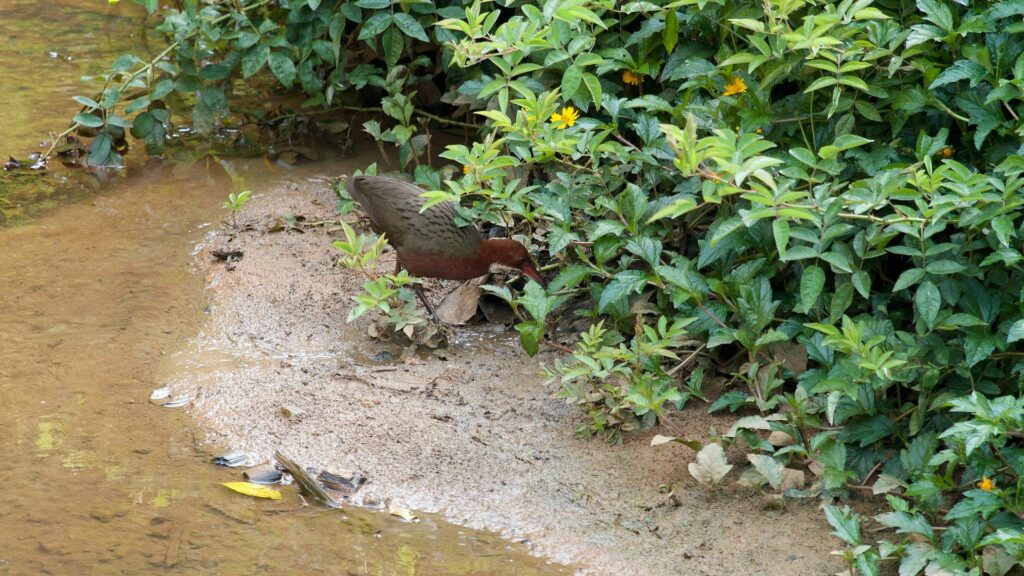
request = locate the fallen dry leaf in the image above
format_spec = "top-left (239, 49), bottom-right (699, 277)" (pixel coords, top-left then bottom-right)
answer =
top-left (688, 443), bottom-right (732, 488)
top-left (387, 500), bottom-right (418, 521)
top-left (435, 276), bottom-right (487, 325)
top-left (769, 341), bottom-right (808, 374)
top-left (650, 435), bottom-right (702, 451)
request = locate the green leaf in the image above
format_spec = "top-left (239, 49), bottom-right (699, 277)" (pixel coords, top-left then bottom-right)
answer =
top-left (393, 13), bottom-right (429, 42)
top-left (562, 65), bottom-right (582, 101)
top-left (925, 260), bottom-right (966, 275)
top-left (200, 63), bottom-right (231, 81)
top-left (358, 12), bottom-right (392, 40)
top-left (772, 219), bottom-right (790, 259)
top-left (242, 45), bottom-right (269, 78)
top-left (107, 114), bottom-right (133, 129)
top-left (598, 271), bottom-right (648, 313)
top-left (111, 53), bottom-right (143, 73)
top-left (583, 73), bottom-right (603, 109)
top-left (930, 60), bottom-right (988, 89)
top-left (382, 26), bottom-right (404, 69)
top-left (268, 51), bottom-right (296, 88)
top-left (800, 265), bottom-right (825, 313)
top-left (73, 113), bottom-right (104, 128)
top-left (819, 135), bottom-right (873, 160)
top-left (915, 281), bottom-right (941, 328)
top-left (823, 504), bottom-right (861, 546)
top-left (1008, 319), bottom-right (1024, 343)
top-left (647, 197), bottom-right (696, 222)
top-left (851, 270), bottom-right (871, 299)
top-left (663, 9), bottom-right (679, 53)
top-left (893, 268), bottom-right (925, 291)
top-left (917, 0), bottom-right (954, 32)
top-left (875, 511), bottom-right (934, 540)
top-left (515, 321), bottom-right (543, 357)
top-left (72, 95), bottom-right (100, 109)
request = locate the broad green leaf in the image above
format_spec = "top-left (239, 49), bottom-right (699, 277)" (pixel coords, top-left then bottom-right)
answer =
top-left (393, 13), bottom-right (429, 42)
top-left (851, 270), bottom-right (871, 299)
top-left (562, 65), bottom-right (582, 101)
top-left (73, 113), bottom-right (104, 128)
top-left (893, 268), bottom-right (925, 291)
top-left (268, 51), bottom-right (296, 88)
top-left (915, 281), bottom-right (941, 328)
top-left (1008, 319), bottom-right (1024, 343)
top-left (242, 45), bottom-right (269, 78)
top-left (800, 265), bottom-right (825, 312)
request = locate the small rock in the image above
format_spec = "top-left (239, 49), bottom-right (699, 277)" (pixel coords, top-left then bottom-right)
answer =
top-left (768, 431), bottom-right (797, 447)
top-left (682, 545), bottom-right (695, 559)
top-left (280, 405), bottom-right (304, 420)
top-left (762, 493), bottom-right (786, 511)
top-left (781, 468), bottom-right (806, 491)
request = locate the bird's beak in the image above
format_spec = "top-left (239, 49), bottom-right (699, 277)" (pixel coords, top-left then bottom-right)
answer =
top-left (521, 263), bottom-right (546, 288)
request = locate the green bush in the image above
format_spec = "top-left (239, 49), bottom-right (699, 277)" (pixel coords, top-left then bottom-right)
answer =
top-left (69, 0), bottom-right (1024, 572)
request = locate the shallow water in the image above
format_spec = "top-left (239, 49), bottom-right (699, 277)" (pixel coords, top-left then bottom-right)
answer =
top-left (0, 3), bottom-right (566, 574)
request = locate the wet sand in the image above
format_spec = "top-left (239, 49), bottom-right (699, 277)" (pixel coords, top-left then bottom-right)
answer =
top-left (165, 155), bottom-right (845, 575)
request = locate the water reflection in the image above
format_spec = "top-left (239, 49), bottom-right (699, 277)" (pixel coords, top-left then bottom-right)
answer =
top-left (0, 2), bottom-right (567, 574)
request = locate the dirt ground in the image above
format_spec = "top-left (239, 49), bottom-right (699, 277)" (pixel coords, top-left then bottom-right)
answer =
top-left (164, 159), bottom-right (845, 575)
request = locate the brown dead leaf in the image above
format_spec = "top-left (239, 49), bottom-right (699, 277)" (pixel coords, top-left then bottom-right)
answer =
top-left (769, 341), bottom-right (808, 374)
top-left (435, 276), bottom-right (487, 325)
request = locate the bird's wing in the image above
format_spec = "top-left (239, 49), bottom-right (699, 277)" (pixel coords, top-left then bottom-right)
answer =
top-left (346, 175), bottom-right (482, 258)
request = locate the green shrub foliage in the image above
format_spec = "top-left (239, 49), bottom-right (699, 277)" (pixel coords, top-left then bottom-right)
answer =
top-left (79, 0), bottom-right (1024, 572)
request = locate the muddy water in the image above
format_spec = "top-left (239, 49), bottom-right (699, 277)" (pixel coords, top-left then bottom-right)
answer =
top-left (0, 3), bottom-right (565, 575)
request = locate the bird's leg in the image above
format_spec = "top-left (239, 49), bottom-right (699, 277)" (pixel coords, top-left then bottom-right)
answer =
top-left (413, 283), bottom-right (438, 319)
top-left (395, 258), bottom-right (441, 323)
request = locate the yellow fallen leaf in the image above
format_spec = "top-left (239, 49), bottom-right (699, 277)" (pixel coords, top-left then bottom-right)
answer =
top-left (222, 482), bottom-right (282, 500)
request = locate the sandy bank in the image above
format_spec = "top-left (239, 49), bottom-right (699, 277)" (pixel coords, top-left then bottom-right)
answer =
top-left (166, 157), bottom-right (843, 575)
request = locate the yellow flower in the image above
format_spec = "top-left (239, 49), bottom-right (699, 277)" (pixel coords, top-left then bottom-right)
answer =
top-left (550, 106), bottom-right (579, 129)
top-left (723, 76), bottom-right (748, 97)
top-left (622, 70), bottom-right (643, 86)
top-left (978, 477), bottom-right (995, 491)
top-left (462, 164), bottom-right (471, 174)
top-left (941, 146), bottom-right (954, 158)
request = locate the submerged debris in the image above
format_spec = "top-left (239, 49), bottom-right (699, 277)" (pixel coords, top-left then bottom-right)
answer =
top-left (387, 500), bottom-right (418, 522)
top-left (211, 249), bottom-right (244, 261)
top-left (317, 470), bottom-right (365, 496)
top-left (243, 465), bottom-right (283, 485)
top-left (161, 397), bottom-right (190, 408)
top-left (212, 450), bottom-right (248, 468)
top-left (149, 386), bottom-right (171, 404)
top-left (274, 451), bottom-right (340, 509)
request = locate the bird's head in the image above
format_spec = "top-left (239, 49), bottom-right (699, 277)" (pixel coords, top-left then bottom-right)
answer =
top-left (482, 238), bottom-right (546, 288)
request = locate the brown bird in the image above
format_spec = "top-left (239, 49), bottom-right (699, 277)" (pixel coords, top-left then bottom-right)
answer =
top-left (345, 175), bottom-right (544, 315)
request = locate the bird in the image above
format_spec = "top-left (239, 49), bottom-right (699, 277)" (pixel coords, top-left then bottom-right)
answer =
top-left (344, 174), bottom-right (545, 317)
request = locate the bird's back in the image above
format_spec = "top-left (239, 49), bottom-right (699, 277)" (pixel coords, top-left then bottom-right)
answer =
top-left (346, 175), bottom-right (482, 259)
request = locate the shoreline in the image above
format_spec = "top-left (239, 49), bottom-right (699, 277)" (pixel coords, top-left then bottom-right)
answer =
top-left (165, 161), bottom-right (842, 575)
